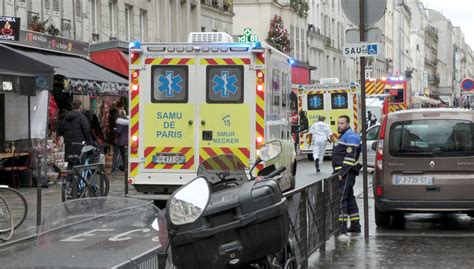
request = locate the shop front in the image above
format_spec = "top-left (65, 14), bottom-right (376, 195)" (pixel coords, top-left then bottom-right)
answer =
top-left (0, 29), bottom-right (127, 187)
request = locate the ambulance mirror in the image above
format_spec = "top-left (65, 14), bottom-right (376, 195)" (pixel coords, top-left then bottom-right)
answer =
top-left (258, 140), bottom-right (282, 162)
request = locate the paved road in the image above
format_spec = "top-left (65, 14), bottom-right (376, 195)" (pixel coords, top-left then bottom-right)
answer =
top-left (5, 157), bottom-right (474, 268)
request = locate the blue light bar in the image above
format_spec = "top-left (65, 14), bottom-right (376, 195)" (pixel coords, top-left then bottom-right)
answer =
top-left (252, 42), bottom-right (262, 49)
top-left (129, 40), bottom-right (141, 49)
top-left (288, 58), bottom-right (295, 65)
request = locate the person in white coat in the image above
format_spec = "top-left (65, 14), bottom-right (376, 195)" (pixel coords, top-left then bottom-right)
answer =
top-left (309, 115), bottom-right (333, 172)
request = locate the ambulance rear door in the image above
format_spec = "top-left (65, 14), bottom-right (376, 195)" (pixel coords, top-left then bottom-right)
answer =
top-left (140, 48), bottom-right (198, 182)
top-left (327, 89), bottom-right (354, 134)
top-left (196, 50), bottom-right (253, 167)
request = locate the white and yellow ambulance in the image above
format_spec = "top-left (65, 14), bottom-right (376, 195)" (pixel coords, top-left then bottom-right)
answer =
top-left (295, 82), bottom-right (361, 160)
top-left (127, 33), bottom-right (296, 201)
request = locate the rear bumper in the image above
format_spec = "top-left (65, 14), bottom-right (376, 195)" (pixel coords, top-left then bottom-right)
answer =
top-left (376, 198), bottom-right (474, 212)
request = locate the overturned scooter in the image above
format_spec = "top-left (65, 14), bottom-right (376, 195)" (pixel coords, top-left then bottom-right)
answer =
top-left (160, 140), bottom-right (297, 269)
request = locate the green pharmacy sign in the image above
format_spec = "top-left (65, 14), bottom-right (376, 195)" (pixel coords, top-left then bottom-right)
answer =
top-left (238, 28), bottom-right (258, 43)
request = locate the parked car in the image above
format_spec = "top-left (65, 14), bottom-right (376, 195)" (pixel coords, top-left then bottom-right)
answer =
top-left (361, 123), bottom-right (381, 168)
top-left (373, 108), bottom-right (474, 227)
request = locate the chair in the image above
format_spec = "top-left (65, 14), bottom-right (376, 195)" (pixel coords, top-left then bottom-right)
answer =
top-left (1, 149), bottom-right (33, 188)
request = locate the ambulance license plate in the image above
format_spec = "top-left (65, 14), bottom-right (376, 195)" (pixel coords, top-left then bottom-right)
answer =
top-left (153, 154), bottom-right (186, 164)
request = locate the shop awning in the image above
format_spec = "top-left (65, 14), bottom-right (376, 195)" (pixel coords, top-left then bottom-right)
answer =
top-left (0, 45), bottom-right (55, 95)
top-left (3, 44), bottom-right (128, 96)
top-left (90, 49), bottom-right (128, 76)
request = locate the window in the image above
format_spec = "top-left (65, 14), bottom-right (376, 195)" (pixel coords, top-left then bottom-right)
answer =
top-left (139, 9), bottom-right (147, 40)
top-left (331, 92), bottom-right (348, 109)
top-left (389, 120), bottom-right (474, 157)
top-left (109, 0), bottom-right (118, 38)
top-left (367, 125), bottom-right (380, 140)
top-left (300, 28), bottom-right (305, 60)
top-left (206, 66), bottom-right (244, 103)
top-left (386, 88), bottom-right (404, 103)
top-left (307, 94), bottom-right (324, 110)
top-left (125, 5), bottom-right (132, 41)
top-left (61, 19), bottom-right (71, 38)
top-left (152, 66), bottom-right (189, 103)
top-left (90, 0), bottom-right (99, 33)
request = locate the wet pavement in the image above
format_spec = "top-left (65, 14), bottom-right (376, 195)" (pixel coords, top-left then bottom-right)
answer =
top-left (4, 157), bottom-right (474, 268)
top-left (305, 158), bottom-right (474, 268)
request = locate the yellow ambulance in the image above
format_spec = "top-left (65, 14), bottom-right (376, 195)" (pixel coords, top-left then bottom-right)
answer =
top-left (127, 33), bottom-right (296, 201)
top-left (295, 82), bottom-right (361, 160)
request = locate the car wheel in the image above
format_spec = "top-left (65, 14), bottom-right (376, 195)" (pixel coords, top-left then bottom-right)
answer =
top-left (374, 204), bottom-right (391, 227)
top-left (307, 154), bottom-right (314, 161)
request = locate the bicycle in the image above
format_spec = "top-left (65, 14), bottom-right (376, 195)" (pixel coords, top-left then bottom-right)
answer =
top-left (61, 143), bottom-right (110, 202)
top-left (0, 185), bottom-right (28, 241)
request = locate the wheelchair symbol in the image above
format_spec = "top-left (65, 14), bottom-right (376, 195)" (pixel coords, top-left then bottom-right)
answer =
top-left (368, 45), bottom-right (377, 55)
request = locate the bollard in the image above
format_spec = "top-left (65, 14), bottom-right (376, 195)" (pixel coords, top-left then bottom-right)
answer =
top-left (124, 146), bottom-right (128, 196)
top-left (36, 155), bottom-right (42, 227)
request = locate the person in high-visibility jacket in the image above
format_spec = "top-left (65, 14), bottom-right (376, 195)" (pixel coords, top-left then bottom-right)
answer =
top-left (332, 115), bottom-right (362, 234)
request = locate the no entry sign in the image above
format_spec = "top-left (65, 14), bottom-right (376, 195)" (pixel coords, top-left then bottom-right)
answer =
top-left (462, 79), bottom-right (474, 91)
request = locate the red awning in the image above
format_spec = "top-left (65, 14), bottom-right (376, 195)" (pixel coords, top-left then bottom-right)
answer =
top-left (90, 49), bottom-right (128, 76)
top-left (291, 66), bottom-right (310, 84)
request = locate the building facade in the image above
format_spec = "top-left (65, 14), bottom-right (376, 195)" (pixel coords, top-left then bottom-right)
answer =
top-left (233, 0), bottom-right (308, 63)
top-left (0, 0), bottom-right (233, 44)
top-left (427, 9), bottom-right (454, 97)
top-left (307, 0), bottom-right (356, 83)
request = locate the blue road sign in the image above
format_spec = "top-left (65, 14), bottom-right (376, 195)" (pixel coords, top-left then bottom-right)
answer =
top-left (462, 79), bottom-right (474, 91)
top-left (367, 44), bottom-right (378, 55)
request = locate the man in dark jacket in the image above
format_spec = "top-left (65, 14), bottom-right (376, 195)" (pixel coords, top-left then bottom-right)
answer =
top-left (62, 100), bottom-right (93, 160)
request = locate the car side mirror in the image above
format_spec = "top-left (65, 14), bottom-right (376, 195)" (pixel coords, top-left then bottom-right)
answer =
top-left (371, 141), bottom-right (378, 151)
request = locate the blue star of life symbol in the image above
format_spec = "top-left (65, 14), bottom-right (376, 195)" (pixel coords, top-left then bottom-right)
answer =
top-left (334, 95), bottom-right (347, 107)
top-left (158, 71), bottom-right (183, 97)
top-left (309, 96), bottom-right (322, 108)
top-left (212, 71), bottom-right (238, 98)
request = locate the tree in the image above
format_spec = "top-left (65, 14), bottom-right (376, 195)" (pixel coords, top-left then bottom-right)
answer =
top-left (266, 15), bottom-right (292, 54)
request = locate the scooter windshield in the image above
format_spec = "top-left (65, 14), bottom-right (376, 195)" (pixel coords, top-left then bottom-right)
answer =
top-left (1, 197), bottom-right (169, 268)
top-left (197, 154), bottom-right (248, 186)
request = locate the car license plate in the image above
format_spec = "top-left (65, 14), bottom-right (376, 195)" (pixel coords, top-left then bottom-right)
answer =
top-left (153, 154), bottom-right (186, 164)
top-left (393, 175), bottom-right (433, 185)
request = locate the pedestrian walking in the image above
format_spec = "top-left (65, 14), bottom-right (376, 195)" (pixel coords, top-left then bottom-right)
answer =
top-left (107, 107), bottom-right (122, 173)
top-left (332, 115), bottom-right (362, 234)
top-left (61, 100), bottom-right (93, 166)
top-left (115, 110), bottom-right (129, 171)
top-left (308, 115), bottom-right (332, 173)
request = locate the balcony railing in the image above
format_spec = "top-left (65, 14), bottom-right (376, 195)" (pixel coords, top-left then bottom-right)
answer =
top-left (201, 0), bottom-right (233, 12)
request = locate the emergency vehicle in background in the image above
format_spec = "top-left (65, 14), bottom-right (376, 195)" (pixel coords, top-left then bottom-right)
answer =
top-left (365, 76), bottom-right (410, 113)
top-left (295, 80), bottom-right (361, 160)
top-left (127, 33), bottom-right (296, 201)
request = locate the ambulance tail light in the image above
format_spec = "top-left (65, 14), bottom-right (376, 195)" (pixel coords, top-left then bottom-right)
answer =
top-left (256, 136), bottom-right (264, 148)
top-left (131, 135), bottom-right (139, 154)
top-left (128, 178), bottom-right (134, 185)
top-left (131, 71), bottom-right (140, 92)
top-left (256, 70), bottom-right (264, 92)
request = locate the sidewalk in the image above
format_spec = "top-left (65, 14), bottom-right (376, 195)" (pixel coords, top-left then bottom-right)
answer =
top-left (3, 157), bottom-right (134, 243)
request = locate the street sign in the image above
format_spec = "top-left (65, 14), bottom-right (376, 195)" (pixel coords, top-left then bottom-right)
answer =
top-left (343, 43), bottom-right (380, 57)
top-left (345, 28), bottom-right (382, 43)
top-left (341, 0), bottom-right (387, 27)
top-left (461, 78), bottom-right (474, 91)
top-left (365, 65), bottom-right (374, 72)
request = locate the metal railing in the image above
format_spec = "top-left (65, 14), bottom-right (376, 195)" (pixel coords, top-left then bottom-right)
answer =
top-left (284, 174), bottom-right (340, 268)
